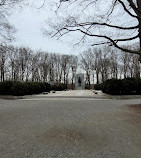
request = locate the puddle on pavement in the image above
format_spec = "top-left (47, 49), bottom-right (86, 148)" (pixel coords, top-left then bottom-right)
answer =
top-left (42, 128), bottom-right (82, 142)
top-left (39, 126), bottom-right (112, 150)
top-left (125, 104), bottom-right (141, 114)
top-left (119, 104), bottom-right (141, 125)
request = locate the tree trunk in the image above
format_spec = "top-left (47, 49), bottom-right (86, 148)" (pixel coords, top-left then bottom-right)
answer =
top-left (92, 74), bottom-right (94, 89)
top-left (1, 64), bottom-right (4, 82)
top-left (136, 0), bottom-right (141, 77)
top-left (72, 73), bottom-right (74, 90)
top-left (59, 70), bottom-right (62, 83)
top-left (96, 71), bottom-right (99, 84)
top-left (63, 70), bottom-right (66, 84)
top-left (88, 74), bottom-right (90, 89)
top-left (137, 0), bottom-right (141, 53)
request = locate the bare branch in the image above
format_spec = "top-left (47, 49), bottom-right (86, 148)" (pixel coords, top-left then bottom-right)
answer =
top-left (66, 21), bottom-right (138, 30)
top-left (61, 27), bottom-right (140, 55)
top-left (107, 0), bottom-right (118, 18)
top-left (36, 0), bottom-right (46, 9)
top-left (127, 0), bottom-right (141, 16)
top-left (92, 35), bottom-right (139, 46)
top-left (118, 0), bottom-right (137, 18)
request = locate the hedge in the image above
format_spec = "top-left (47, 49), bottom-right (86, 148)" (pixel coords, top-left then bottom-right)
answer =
top-left (0, 81), bottom-right (68, 96)
top-left (94, 84), bottom-right (104, 90)
top-left (0, 81), bottom-right (51, 96)
top-left (96, 78), bottom-right (141, 95)
top-left (51, 83), bottom-right (67, 91)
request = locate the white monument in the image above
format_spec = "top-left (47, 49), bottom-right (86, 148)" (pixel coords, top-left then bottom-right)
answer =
top-left (75, 73), bottom-right (85, 90)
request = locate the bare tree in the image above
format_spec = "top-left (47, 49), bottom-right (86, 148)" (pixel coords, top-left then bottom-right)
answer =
top-left (53, 53), bottom-right (61, 83)
top-left (110, 50), bottom-right (119, 79)
top-left (38, 52), bottom-right (50, 82)
top-left (61, 55), bottom-right (71, 84)
top-left (70, 55), bottom-right (78, 89)
top-left (0, 0), bottom-right (24, 42)
top-left (80, 49), bottom-right (93, 89)
top-left (18, 47), bottom-right (32, 81)
top-left (120, 51), bottom-right (141, 78)
top-left (30, 52), bottom-right (40, 82)
top-left (1, 43), bottom-right (141, 84)
top-left (0, 45), bottom-right (7, 81)
top-left (99, 50), bottom-right (111, 82)
top-left (7, 45), bottom-right (18, 81)
top-left (51, 0), bottom-right (141, 58)
top-left (92, 49), bottom-right (101, 84)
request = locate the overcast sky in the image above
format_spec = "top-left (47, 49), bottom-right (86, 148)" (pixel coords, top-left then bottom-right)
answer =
top-left (8, 0), bottom-right (138, 55)
top-left (8, 2), bottom-right (88, 55)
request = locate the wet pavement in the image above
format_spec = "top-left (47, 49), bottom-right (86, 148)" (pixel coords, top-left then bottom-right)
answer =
top-left (0, 93), bottom-right (141, 158)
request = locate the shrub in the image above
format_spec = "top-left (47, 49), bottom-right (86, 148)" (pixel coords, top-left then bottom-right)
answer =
top-left (102, 78), bottom-right (141, 95)
top-left (102, 79), bottom-right (122, 95)
top-left (94, 83), bottom-right (103, 90)
top-left (136, 79), bottom-right (141, 94)
top-left (121, 78), bottom-right (137, 94)
top-left (11, 82), bottom-right (27, 96)
top-left (0, 81), bottom-right (13, 95)
top-left (0, 81), bottom-right (51, 96)
top-left (51, 83), bottom-right (67, 91)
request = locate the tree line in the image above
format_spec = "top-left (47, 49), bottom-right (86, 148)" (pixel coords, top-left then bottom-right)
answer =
top-left (0, 44), bottom-right (140, 87)
top-left (80, 44), bottom-right (141, 88)
top-left (0, 45), bottom-right (78, 85)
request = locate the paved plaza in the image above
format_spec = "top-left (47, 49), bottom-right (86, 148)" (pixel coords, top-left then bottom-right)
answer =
top-left (0, 90), bottom-right (141, 158)
top-left (38, 90), bottom-right (103, 97)
top-left (30, 90), bottom-right (108, 100)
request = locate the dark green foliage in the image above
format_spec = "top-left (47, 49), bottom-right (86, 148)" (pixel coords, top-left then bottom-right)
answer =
top-left (0, 81), bottom-right (13, 95)
top-left (51, 83), bottom-right (67, 91)
top-left (94, 83), bottom-right (103, 90)
top-left (136, 79), bottom-right (141, 94)
top-left (0, 81), bottom-right (67, 96)
top-left (0, 81), bottom-right (51, 96)
top-left (121, 78), bottom-right (137, 94)
top-left (101, 78), bottom-right (141, 95)
top-left (102, 79), bottom-right (122, 95)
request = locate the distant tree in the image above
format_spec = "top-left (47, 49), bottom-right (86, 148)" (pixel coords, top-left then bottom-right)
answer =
top-left (18, 47), bottom-right (32, 81)
top-left (7, 45), bottom-right (18, 81)
top-left (110, 50), bottom-right (119, 79)
top-left (31, 52), bottom-right (41, 82)
top-left (70, 55), bottom-right (78, 89)
top-left (92, 49), bottom-right (101, 84)
top-left (0, 45), bottom-right (7, 81)
top-left (120, 51), bottom-right (141, 78)
top-left (80, 49), bottom-right (93, 88)
top-left (53, 53), bottom-right (62, 83)
top-left (61, 55), bottom-right (71, 84)
top-left (38, 52), bottom-right (50, 82)
top-left (98, 49), bottom-right (111, 82)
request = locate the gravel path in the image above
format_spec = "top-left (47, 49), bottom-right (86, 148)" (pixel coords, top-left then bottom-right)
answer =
top-left (0, 97), bottom-right (141, 158)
